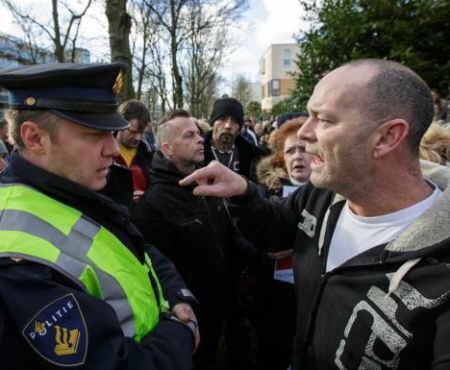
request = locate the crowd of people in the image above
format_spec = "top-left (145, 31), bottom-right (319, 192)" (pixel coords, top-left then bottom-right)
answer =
top-left (0, 59), bottom-right (450, 370)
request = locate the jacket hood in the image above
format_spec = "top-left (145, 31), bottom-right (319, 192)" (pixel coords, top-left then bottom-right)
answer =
top-left (384, 160), bottom-right (450, 296)
top-left (256, 156), bottom-right (288, 194)
top-left (385, 160), bottom-right (450, 254)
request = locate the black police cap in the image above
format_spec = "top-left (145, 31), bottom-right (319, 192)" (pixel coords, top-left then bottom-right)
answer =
top-left (0, 62), bottom-right (130, 131)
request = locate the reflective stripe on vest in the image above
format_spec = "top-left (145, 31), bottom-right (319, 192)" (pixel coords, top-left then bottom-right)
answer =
top-left (0, 183), bottom-right (169, 342)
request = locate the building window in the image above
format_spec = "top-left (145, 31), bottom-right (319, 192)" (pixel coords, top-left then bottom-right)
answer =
top-left (283, 49), bottom-right (291, 66)
top-left (270, 79), bottom-right (280, 97)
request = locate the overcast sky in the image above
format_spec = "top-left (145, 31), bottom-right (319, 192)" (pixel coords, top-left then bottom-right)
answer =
top-left (0, 0), bottom-right (305, 85)
top-left (223, 0), bottom-right (304, 83)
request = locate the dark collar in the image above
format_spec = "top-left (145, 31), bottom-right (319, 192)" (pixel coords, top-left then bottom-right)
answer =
top-left (150, 151), bottom-right (199, 190)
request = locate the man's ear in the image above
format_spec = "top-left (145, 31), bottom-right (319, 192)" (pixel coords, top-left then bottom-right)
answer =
top-left (20, 121), bottom-right (48, 154)
top-left (372, 119), bottom-right (409, 159)
top-left (160, 141), bottom-right (173, 157)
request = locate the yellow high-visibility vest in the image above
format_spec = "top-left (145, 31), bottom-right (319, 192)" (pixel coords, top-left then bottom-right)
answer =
top-left (0, 183), bottom-right (169, 342)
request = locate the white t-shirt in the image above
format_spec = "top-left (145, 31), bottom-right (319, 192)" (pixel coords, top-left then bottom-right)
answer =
top-left (326, 184), bottom-right (442, 272)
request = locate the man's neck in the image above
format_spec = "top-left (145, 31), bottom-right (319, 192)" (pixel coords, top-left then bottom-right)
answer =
top-left (174, 161), bottom-right (196, 175)
top-left (347, 172), bottom-right (434, 217)
top-left (159, 151), bottom-right (195, 175)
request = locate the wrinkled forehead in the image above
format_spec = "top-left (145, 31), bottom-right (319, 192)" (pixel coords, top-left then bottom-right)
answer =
top-left (284, 134), bottom-right (305, 148)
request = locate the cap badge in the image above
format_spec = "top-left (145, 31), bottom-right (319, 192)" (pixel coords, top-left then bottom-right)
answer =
top-left (26, 97), bottom-right (36, 106)
top-left (112, 70), bottom-right (124, 96)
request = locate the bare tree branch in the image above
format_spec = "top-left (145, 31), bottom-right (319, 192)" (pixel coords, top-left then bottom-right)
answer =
top-left (1, 0), bottom-right (93, 63)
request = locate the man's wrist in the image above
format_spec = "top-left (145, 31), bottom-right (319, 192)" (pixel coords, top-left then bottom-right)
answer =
top-left (229, 179), bottom-right (255, 205)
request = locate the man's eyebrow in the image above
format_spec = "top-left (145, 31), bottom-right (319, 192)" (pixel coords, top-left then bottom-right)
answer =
top-left (308, 103), bottom-right (322, 114)
top-left (184, 129), bottom-right (199, 135)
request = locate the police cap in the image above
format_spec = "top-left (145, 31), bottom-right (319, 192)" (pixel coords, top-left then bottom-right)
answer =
top-left (0, 62), bottom-right (130, 131)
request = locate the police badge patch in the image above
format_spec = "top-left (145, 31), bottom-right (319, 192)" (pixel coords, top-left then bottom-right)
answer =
top-left (22, 293), bottom-right (88, 366)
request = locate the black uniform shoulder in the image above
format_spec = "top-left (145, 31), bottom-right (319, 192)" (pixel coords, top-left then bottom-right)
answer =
top-left (0, 258), bottom-right (83, 303)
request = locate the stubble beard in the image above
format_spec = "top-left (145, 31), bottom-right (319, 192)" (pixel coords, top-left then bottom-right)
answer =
top-left (218, 134), bottom-right (234, 150)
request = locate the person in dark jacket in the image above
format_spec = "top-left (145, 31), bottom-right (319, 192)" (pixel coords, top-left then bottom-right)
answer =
top-left (241, 118), bottom-right (259, 146)
top-left (0, 63), bottom-right (198, 370)
top-left (180, 59), bottom-right (450, 370)
top-left (133, 109), bottom-right (256, 370)
top-left (204, 97), bottom-right (266, 181)
top-left (248, 117), bottom-right (313, 370)
top-left (115, 99), bottom-right (154, 202)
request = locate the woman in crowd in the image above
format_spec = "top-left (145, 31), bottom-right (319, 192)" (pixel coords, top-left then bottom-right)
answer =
top-left (257, 116), bottom-right (312, 196)
top-left (420, 122), bottom-right (450, 165)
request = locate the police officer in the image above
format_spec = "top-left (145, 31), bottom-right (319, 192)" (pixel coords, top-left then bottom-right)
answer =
top-left (0, 63), bottom-right (198, 369)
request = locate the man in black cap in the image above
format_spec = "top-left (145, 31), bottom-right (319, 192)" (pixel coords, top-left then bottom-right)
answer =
top-left (0, 63), bottom-right (198, 369)
top-left (203, 97), bottom-right (265, 181)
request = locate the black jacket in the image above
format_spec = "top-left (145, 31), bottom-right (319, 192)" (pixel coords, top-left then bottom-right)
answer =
top-left (203, 131), bottom-right (265, 182)
top-left (0, 153), bottom-right (194, 370)
top-left (229, 164), bottom-right (450, 370)
top-left (133, 152), bottom-right (244, 311)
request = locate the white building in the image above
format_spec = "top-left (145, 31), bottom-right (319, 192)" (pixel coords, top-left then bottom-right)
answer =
top-left (259, 43), bottom-right (300, 112)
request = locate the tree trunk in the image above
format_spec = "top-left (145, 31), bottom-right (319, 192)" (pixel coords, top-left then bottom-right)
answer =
top-left (52, 0), bottom-right (65, 62)
top-left (105, 0), bottom-right (135, 101)
top-left (171, 40), bottom-right (183, 108)
top-left (170, 0), bottom-right (183, 108)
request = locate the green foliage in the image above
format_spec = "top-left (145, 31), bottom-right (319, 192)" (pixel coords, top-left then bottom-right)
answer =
top-left (246, 101), bottom-right (261, 119)
top-left (293, 0), bottom-right (450, 110)
top-left (271, 98), bottom-right (298, 117)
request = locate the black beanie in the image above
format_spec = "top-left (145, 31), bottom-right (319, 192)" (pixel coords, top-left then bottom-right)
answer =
top-left (209, 97), bottom-right (244, 127)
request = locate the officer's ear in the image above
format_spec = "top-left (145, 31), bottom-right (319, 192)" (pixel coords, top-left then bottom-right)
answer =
top-left (21, 120), bottom-right (48, 155)
top-left (160, 141), bottom-right (173, 158)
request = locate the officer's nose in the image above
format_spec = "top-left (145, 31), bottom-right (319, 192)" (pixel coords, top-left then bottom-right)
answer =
top-left (104, 132), bottom-right (120, 157)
